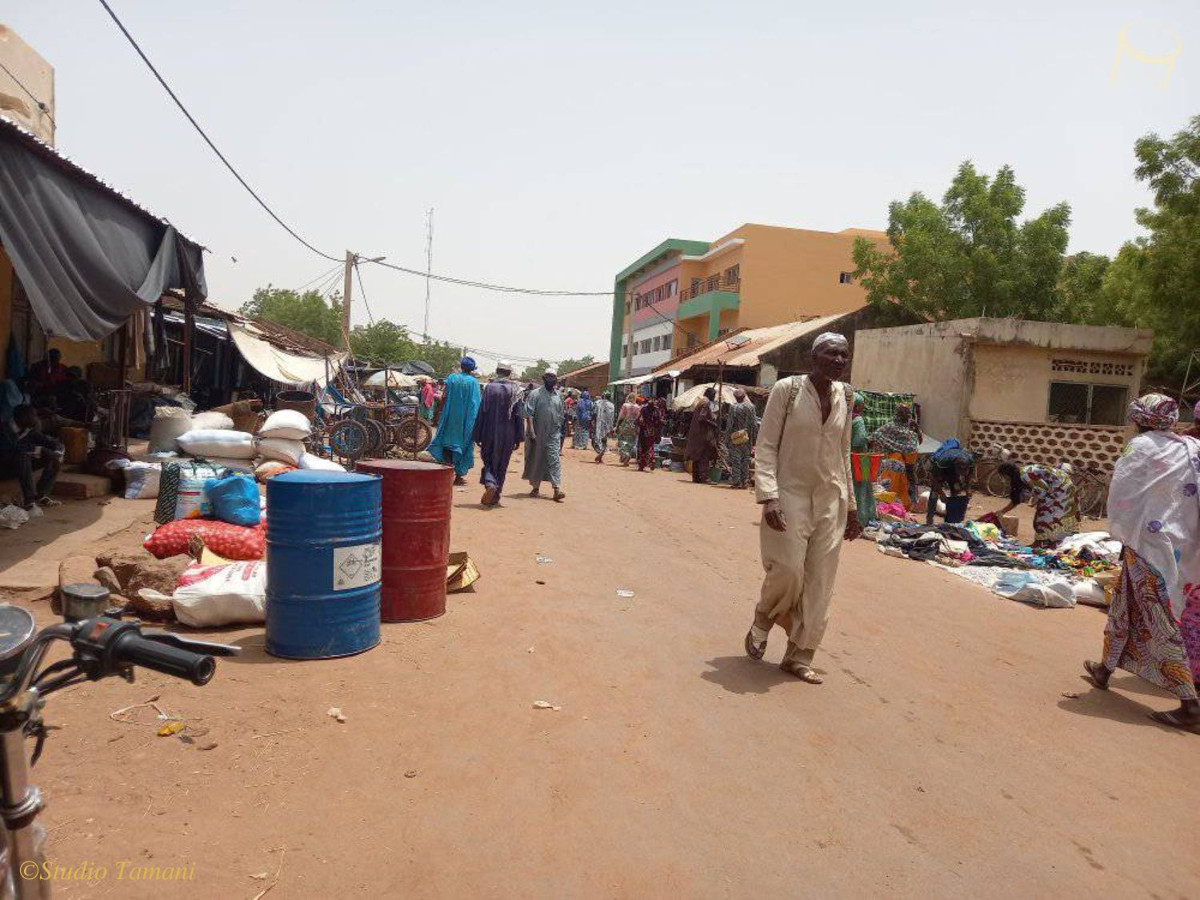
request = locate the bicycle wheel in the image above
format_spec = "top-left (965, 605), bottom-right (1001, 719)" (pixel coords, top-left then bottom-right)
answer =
top-left (985, 467), bottom-right (1011, 498)
top-left (1076, 478), bottom-right (1107, 519)
top-left (329, 419), bottom-right (369, 461)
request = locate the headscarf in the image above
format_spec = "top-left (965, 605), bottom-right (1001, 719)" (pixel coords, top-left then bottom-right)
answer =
top-left (1128, 393), bottom-right (1179, 431)
top-left (812, 332), bottom-right (849, 353)
top-left (871, 404), bottom-right (919, 454)
top-left (460, 356), bottom-right (477, 372)
top-left (853, 392), bottom-right (865, 416)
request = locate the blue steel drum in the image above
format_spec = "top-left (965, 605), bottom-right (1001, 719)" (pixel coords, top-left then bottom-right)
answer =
top-left (265, 470), bottom-right (382, 659)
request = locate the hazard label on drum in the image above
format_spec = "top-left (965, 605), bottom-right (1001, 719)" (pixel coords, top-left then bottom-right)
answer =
top-left (332, 542), bottom-right (382, 591)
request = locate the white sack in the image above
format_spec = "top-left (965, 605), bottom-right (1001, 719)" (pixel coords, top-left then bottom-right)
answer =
top-left (172, 561), bottom-right (267, 627)
top-left (298, 452), bottom-right (345, 472)
top-left (177, 429), bottom-right (257, 459)
top-left (257, 437), bottom-right (306, 466)
top-left (259, 409), bottom-right (312, 441)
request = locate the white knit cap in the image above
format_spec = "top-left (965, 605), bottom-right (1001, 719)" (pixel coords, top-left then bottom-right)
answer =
top-left (543, 368), bottom-right (557, 377)
top-left (812, 332), bottom-right (849, 352)
top-left (496, 359), bottom-right (513, 371)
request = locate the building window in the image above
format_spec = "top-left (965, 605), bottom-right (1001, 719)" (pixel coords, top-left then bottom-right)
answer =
top-left (652, 336), bottom-right (661, 351)
top-left (622, 344), bottom-right (628, 359)
top-left (838, 271), bottom-right (853, 284)
top-left (1047, 381), bottom-right (1129, 426)
top-left (667, 280), bottom-right (677, 297)
top-left (625, 299), bottom-right (631, 314)
top-left (663, 333), bottom-right (673, 350)
top-left (724, 264), bottom-right (740, 285)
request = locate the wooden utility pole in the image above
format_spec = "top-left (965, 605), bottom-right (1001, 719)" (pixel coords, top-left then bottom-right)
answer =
top-left (341, 250), bottom-right (355, 351)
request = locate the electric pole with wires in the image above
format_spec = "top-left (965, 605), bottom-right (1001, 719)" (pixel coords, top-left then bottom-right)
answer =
top-left (424, 208), bottom-right (434, 342)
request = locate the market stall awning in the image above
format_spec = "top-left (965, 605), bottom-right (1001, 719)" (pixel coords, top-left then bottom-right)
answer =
top-left (609, 375), bottom-right (652, 386)
top-left (229, 322), bottom-right (345, 386)
top-left (0, 117), bottom-right (206, 341)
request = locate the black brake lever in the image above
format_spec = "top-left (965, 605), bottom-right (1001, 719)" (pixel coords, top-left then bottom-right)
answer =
top-left (137, 631), bottom-right (242, 657)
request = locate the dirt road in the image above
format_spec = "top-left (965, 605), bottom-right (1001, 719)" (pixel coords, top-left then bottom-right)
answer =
top-left (16, 450), bottom-right (1200, 898)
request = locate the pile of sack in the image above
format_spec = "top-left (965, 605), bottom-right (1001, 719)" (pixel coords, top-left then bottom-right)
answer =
top-left (173, 408), bottom-right (344, 481)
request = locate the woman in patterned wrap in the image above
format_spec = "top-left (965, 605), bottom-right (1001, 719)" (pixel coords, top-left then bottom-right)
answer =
top-left (1084, 393), bottom-right (1200, 730)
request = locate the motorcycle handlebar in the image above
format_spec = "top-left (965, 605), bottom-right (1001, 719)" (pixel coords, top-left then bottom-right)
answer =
top-left (108, 630), bottom-right (216, 686)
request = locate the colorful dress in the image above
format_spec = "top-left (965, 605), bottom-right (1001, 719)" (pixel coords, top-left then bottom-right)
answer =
top-left (725, 400), bottom-right (758, 488)
top-left (616, 402), bottom-right (639, 464)
top-left (1102, 429), bottom-right (1200, 700)
top-left (636, 403), bottom-right (664, 471)
top-left (1019, 464), bottom-right (1080, 546)
top-left (869, 414), bottom-right (919, 510)
top-left (850, 415), bottom-right (877, 527)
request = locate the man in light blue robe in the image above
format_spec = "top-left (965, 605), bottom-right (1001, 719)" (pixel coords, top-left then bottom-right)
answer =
top-left (428, 357), bottom-right (482, 484)
top-left (522, 369), bottom-right (566, 501)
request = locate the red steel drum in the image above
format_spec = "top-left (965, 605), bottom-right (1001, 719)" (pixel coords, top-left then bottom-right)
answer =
top-left (355, 459), bottom-right (454, 622)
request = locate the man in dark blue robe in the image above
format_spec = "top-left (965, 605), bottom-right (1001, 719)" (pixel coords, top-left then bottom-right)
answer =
top-left (473, 361), bottom-right (524, 507)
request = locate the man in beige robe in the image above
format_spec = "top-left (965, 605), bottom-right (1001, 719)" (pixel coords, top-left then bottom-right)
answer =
top-left (744, 332), bottom-right (860, 683)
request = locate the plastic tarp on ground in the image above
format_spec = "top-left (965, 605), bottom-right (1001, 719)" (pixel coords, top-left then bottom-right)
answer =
top-left (229, 322), bottom-right (345, 386)
top-left (0, 118), bottom-right (206, 341)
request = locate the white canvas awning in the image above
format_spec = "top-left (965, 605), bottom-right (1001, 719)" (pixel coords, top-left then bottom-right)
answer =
top-left (609, 375), bottom-right (652, 386)
top-left (364, 370), bottom-right (418, 388)
top-left (229, 322), bottom-right (345, 386)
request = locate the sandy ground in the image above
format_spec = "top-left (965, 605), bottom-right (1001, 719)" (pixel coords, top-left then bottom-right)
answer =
top-left (4, 450), bottom-right (1198, 898)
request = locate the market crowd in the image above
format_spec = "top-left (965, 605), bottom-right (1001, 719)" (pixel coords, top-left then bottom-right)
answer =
top-left (426, 348), bottom-right (1200, 729)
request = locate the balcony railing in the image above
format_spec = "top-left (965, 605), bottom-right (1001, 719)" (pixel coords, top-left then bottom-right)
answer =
top-left (680, 276), bottom-right (740, 301)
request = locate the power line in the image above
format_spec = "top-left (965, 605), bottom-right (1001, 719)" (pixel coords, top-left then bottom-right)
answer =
top-left (0, 60), bottom-right (56, 130)
top-left (291, 263), bottom-right (343, 293)
top-left (95, 0), bottom-right (340, 263)
top-left (98, 0), bottom-right (617, 298)
top-left (352, 260), bottom-right (376, 325)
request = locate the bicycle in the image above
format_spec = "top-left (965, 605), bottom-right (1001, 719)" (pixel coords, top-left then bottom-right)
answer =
top-left (1070, 462), bottom-right (1111, 519)
top-left (0, 606), bottom-right (237, 898)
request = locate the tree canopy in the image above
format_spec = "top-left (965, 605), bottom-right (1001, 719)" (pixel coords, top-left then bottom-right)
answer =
top-left (239, 286), bottom-right (343, 347)
top-left (517, 355), bottom-right (594, 382)
top-left (852, 163), bottom-right (1072, 323)
top-left (1103, 115), bottom-right (1200, 383)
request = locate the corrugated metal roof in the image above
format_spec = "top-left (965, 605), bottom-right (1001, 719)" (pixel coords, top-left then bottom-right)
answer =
top-left (653, 313), bottom-right (853, 373)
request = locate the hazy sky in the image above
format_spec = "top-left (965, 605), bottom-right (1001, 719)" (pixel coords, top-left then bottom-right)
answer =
top-left (6, 1), bottom-right (1197, 364)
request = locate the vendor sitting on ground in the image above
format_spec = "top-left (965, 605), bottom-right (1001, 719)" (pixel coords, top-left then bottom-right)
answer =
top-left (0, 405), bottom-right (65, 510)
top-left (995, 461), bottom-right (1080, 548)
top-left (926, 447), bottom-right (975, 525)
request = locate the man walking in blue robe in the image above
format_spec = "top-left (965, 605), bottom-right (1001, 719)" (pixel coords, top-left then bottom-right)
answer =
top-left (473, 361), bottom-right (523, 507)
top-left (428, 357), bottom-right (482, 484)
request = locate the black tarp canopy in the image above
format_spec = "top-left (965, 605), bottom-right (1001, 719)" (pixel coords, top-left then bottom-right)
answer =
top-left (0, 117), bottom-right (206, 342)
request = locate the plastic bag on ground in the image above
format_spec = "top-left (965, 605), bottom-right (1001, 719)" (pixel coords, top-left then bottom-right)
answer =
top-left (176, 429), bottom-right (257, 459)
top-left (122, 461), bottom-right (162, 500)
top-left (0, 505), bottom-right (29, 529)
top-left (154, 460), bottom-right (223, 524)
top-left (172, 561), bottom-right (267, 627)
top-left (993, 571), bottom-right (1076, 608)
top-left (259, 409), bottom-right (312, 441)
top-left (205, 472), bottom-right (261, 526)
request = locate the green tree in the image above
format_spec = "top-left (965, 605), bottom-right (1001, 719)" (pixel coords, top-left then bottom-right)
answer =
top-left (852, 162), bottom-right (1071, 322)
top-left (240, 287), bottom-right (343, 346)
top-left (515, 355), bottom-right (593, 381)
top-left (1103, 115), bottom-right (1200, 385)
top-left (517, 359), bottom-right (554, 381)
top-left (1056, 252), bottom-right (1121, 325)
top-left (349, 320), bottom-right (416, 365)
